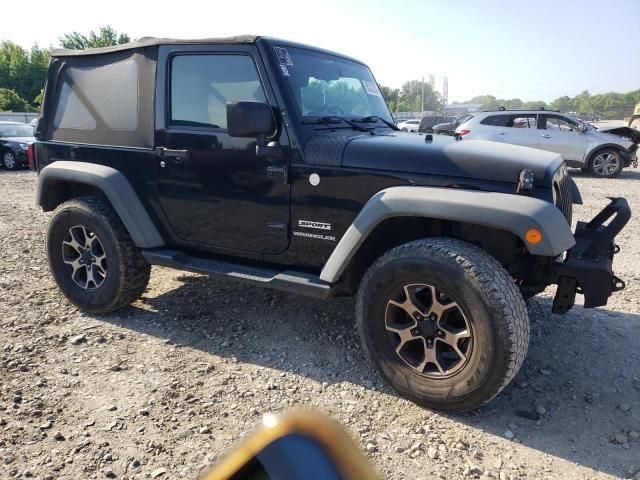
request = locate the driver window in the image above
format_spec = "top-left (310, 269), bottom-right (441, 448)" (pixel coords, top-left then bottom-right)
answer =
top-left (171, 54), bottom-right (266, 130)
top-left (545, 116), bottom-right (576, 132)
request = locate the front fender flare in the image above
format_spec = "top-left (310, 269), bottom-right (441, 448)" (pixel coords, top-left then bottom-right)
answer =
top-left (319, 186), bottom-right (575, 283)
top-left (37, 161), bottom-right (164, 249)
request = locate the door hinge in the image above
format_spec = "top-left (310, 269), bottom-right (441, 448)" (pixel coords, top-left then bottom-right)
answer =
top-left (267, 223), bottom-right (289, 240)
top-left (267, 165), bottom-right (289, 184)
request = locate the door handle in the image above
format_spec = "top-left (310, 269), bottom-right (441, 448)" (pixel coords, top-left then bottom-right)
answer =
top-left (541, 134), bottom-right (551, 138)
top-left (496, 131), bottom-right (506, 135)
top-left (155, 147), bottom-right (190, 163)
top-left (267, 165), bottom-right (289, 184)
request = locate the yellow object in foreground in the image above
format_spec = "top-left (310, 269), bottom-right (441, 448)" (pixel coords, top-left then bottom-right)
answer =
top-left (203, 410), bottom-right (380, 480)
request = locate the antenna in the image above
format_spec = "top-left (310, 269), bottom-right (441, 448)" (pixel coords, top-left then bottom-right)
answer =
top-left (442, 77), bottom-right (448, 107)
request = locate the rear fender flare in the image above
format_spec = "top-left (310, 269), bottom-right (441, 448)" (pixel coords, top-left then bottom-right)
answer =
top-left (37, 161), bottom-right (164, 248)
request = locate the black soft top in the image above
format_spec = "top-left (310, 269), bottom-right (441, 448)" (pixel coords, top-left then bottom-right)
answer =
top-left (51, 35), bottom-right (259, 57)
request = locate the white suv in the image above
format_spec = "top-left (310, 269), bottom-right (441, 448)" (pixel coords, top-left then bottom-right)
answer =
top-left (455, 110), bottom-right (638, 178)
top-left (396, 119), bottom-right (420, 132)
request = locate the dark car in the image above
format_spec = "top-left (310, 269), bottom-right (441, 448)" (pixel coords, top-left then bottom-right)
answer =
top-left (418, 115), bottom-right (455, 133)
top-left (0, 121), bottom-right (34, 170)
top-left (432, 114), bottom-right (474, 135)
top-left (34, 36), bottom-right (630, 412)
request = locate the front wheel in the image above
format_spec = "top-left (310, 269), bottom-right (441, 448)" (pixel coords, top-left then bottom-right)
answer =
top-left (356, 238), bottom-right (529, 411)
top-left (588, 149), bottom-right (623, 178)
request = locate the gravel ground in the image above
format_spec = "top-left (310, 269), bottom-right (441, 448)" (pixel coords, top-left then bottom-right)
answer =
top-left (0, 169), bottom-right (639, 480)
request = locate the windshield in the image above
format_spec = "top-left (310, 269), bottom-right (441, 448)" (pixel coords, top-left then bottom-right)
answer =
top-left (0, 124), bottom-right (34, 137)
top-left (274, 46), bottom-right (393, 123)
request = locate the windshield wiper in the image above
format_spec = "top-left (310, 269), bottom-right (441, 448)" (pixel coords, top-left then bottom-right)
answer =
top-left (355, 115), bottom-right (400, 130)
top-left (302, 116), bottom-right (372, 132)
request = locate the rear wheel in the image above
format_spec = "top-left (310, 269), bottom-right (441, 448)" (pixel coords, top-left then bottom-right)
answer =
top-left (47, 197), bottom-right (150, 313)
top-left (356, 238), bottom-right (529, 411)
top-left (2, 151), bottom-right (17, 170)
top-left (588, 148), bottom-right (623, 178)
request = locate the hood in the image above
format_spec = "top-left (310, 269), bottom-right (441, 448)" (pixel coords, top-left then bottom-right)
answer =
top-left (593, 126), bottom-right (639, 146)
top-left (340, 131), bottom-right (563, 185)
top-left (0, 136), bottom-right (34, 143)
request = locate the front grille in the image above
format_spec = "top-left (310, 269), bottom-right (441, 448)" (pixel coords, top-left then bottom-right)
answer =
top-left (554, 167), bottom-right (573, 225)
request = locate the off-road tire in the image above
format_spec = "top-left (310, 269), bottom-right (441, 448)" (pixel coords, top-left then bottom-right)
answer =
top-left (47, 196), bottom-right (151, 313)
top-left (588, 148), bottom-right (623, 178)
top-left (356, 238), bottom-right (529, 411)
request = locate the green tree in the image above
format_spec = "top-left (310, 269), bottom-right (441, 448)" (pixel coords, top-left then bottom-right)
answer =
top-left (550, 95), bottom-right (576, 112)
top-left (0, 41), bottom-right (51, 110)
top-left (34, 88), bottom-right (44, 109)
top-left (395, 80), bottom-right (442, 112)
top-left (468, 95), bottom-right (499, 110)
top-left (522, 100), bottom-right (548, 110)
top-left (59, 26), bottom-right (130, 50)
top-left (0, 88), bottom-right (29, 111)
top-left (379, 85), bottom-right (400, 112)
top-left (503, 98), bottom-right (524, 109)
top-left (24, 45), bottom-right (50, 105)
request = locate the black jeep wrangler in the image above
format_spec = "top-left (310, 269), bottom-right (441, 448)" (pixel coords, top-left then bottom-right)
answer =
top-left (34, 36), bottom-right (630, 411)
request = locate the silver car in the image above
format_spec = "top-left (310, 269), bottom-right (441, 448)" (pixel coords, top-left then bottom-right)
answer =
top-left (455, 110), bottom-right (638, 177)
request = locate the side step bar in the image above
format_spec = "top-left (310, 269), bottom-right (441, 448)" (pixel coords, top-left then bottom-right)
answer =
top-left (142, 249), bottom-right (332, 300)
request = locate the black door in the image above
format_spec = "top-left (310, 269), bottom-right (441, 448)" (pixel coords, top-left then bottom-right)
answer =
top-left (156, 47), bottom-right (290, 255)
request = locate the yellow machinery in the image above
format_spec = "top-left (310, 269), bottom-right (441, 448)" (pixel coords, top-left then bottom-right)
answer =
top-left (629, 103), bottom-right (640, 130)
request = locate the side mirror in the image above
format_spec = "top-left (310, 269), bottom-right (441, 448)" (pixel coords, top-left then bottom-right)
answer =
top-left (577, 123), bottom-right (587, 133)
top-left (226, 101), bottom-right (275, 138)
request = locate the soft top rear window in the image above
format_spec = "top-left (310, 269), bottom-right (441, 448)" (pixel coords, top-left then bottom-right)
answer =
top-left (44, 48), bottom-right (156, 148)
top-left (53, 59), bottom-right (139, 132)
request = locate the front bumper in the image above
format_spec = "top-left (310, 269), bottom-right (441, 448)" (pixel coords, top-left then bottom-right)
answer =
top-left (551, 197), bottom-right (631, 314)
top-left (620, 147), bottom-right (638, 168)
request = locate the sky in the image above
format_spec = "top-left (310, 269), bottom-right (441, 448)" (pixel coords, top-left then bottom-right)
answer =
top-left (3, 0), bottom-right (639, 103)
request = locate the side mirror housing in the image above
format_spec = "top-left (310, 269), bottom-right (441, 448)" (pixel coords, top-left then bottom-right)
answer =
top-left (577, 123), bottom-right (587, 133)
top-left (226, 101), bottom-right (275, 138)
